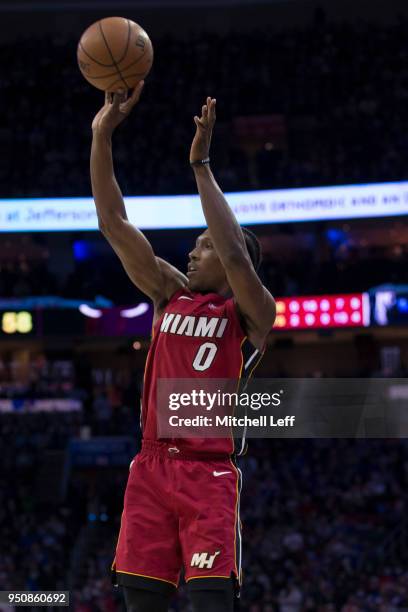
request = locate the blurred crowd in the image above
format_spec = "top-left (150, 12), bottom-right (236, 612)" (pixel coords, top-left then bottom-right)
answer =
top-left (261, 241), bottom-right (408, 298)
top-left (1, 14), bottom-right (408, 197)
top-left (0, 228), bottom-right (407, 304)
top-left (0, 413), bottom-right (81, 592)
top-left (237, 438), bottom-right (408, 610)
top-left (0, 355), bottom-right (142, 437)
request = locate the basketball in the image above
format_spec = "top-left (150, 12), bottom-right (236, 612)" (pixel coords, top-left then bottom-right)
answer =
top-left (77, 17), bottom-right (153, 92)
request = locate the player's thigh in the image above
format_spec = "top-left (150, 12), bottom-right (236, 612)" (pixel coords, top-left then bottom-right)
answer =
top-left (114, 453), bottom-right (182, 589)
top-left (178, 460), bottom-right (242, 586)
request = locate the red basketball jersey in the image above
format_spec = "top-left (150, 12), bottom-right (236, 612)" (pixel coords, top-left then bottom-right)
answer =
top-left (141, 287), bottom-right (265, 455)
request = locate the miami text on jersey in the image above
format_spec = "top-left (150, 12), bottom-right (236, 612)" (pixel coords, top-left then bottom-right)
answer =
top-left (160, 312), bottom-right (229, 338)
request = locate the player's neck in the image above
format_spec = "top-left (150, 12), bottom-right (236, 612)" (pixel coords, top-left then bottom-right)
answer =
top-left (195, 286), bottom-right (232, 299)
top-left (209, 285), bottom-right (232, 299)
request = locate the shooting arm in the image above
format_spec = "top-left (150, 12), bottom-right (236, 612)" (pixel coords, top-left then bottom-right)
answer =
top-left (91, 130), bottom-right (187, 305)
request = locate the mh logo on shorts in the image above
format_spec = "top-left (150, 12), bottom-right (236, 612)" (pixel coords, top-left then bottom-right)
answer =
top-left (190, 551), bottom-right (220, 569)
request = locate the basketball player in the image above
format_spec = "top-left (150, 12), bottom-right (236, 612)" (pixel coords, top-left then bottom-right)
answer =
top-left (90, 82), bottom-right (276, 612)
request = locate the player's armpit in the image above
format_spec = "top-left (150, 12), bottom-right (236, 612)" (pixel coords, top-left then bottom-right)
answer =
top-left (224, 253), bottom-right (276, 349)
top-left (100, 218), bottom-right (187, 303)
top-left (156, 258), bottom-right (189, 301)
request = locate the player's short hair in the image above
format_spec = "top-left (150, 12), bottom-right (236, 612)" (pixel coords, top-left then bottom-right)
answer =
top-left (242, 227), bottom-right (262, 272)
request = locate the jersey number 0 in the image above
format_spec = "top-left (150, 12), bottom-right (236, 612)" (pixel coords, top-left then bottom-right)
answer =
top-left (192, 342), bottom-right (218, 371)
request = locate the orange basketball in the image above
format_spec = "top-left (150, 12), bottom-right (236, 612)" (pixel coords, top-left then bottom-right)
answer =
top-left (77, 17), bottom-right (153, 92)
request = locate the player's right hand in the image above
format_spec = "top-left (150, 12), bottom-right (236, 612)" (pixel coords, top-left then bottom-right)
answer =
top-left (92, 81), bottom-right (144, 136)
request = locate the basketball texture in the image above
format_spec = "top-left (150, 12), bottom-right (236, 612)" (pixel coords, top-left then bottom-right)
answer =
top-left (77, 17), bottom-right (153, 92)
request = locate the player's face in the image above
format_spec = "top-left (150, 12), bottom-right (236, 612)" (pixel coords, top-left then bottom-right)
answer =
top-left (187, 231), bottom-right (227, 293)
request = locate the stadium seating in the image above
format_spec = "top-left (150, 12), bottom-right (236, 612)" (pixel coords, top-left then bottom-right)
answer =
top-left (1, 19), bottom-right (408, 198)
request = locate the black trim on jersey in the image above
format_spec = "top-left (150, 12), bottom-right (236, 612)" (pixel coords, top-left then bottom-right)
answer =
top-left (233, 337), bottom-right (265, 457)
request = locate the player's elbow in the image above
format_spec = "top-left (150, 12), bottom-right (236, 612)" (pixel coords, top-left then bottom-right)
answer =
top-left (97, 213), bottom-right (122, 238)
top-left (97, 215), bottom-right (108, 235)
top-left (262, 294), bottom-right (277, 332)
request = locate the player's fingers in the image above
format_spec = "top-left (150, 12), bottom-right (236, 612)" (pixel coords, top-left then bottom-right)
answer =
top-left (117, 89), bottom-right (129, 113)
top-left (122, 81), bottom-right (144, 114)
top-left (117, 88), bottom-right (128, 103)
top-left (131, 80), bottom-right (145, 105)
top-left (111, 92), bottom-right (121, 111)
top-left (210, 99), bottom-right (216, 122)
top-left (194, 116), bottom-right (205, 128)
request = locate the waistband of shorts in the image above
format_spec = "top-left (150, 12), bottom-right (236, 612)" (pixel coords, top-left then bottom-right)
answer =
top-left (141, 439), bottom-right (232, 461)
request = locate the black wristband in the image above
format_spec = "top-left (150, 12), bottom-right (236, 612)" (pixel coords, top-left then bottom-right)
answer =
top-left (190, 157), bottom-right (210, 167)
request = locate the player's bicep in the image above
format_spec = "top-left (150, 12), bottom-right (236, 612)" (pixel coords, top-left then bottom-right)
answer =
top-left (224, 254), bottom-right (276, 337)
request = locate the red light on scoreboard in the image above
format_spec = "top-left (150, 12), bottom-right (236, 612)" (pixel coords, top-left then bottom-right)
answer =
top-left (273, 293), bottom-right (369, 330)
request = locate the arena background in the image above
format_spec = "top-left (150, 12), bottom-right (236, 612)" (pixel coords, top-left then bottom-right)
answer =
top-left (0, 0), bottom-right (408, 610)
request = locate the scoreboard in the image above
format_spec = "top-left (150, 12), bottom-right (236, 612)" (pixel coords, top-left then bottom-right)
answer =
top-left (1, 311), bottom-right (34, 335)
top-left (273, 293), bottom-right (369, 331)
top-left (0, 306), bottom-right (152, 338)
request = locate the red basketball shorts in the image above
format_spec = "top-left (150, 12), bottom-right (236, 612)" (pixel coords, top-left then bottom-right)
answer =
top-left (111, 440), bottom-right (242, 595)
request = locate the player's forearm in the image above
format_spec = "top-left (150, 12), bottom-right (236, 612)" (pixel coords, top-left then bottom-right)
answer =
top-left (90, 131), bottom-right (127, 226)
top-left (193, 165), bottom-right (247, 262)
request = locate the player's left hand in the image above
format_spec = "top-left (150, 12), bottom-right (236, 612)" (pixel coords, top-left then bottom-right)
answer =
top-left (190, 97), bottom-right (216, 164)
